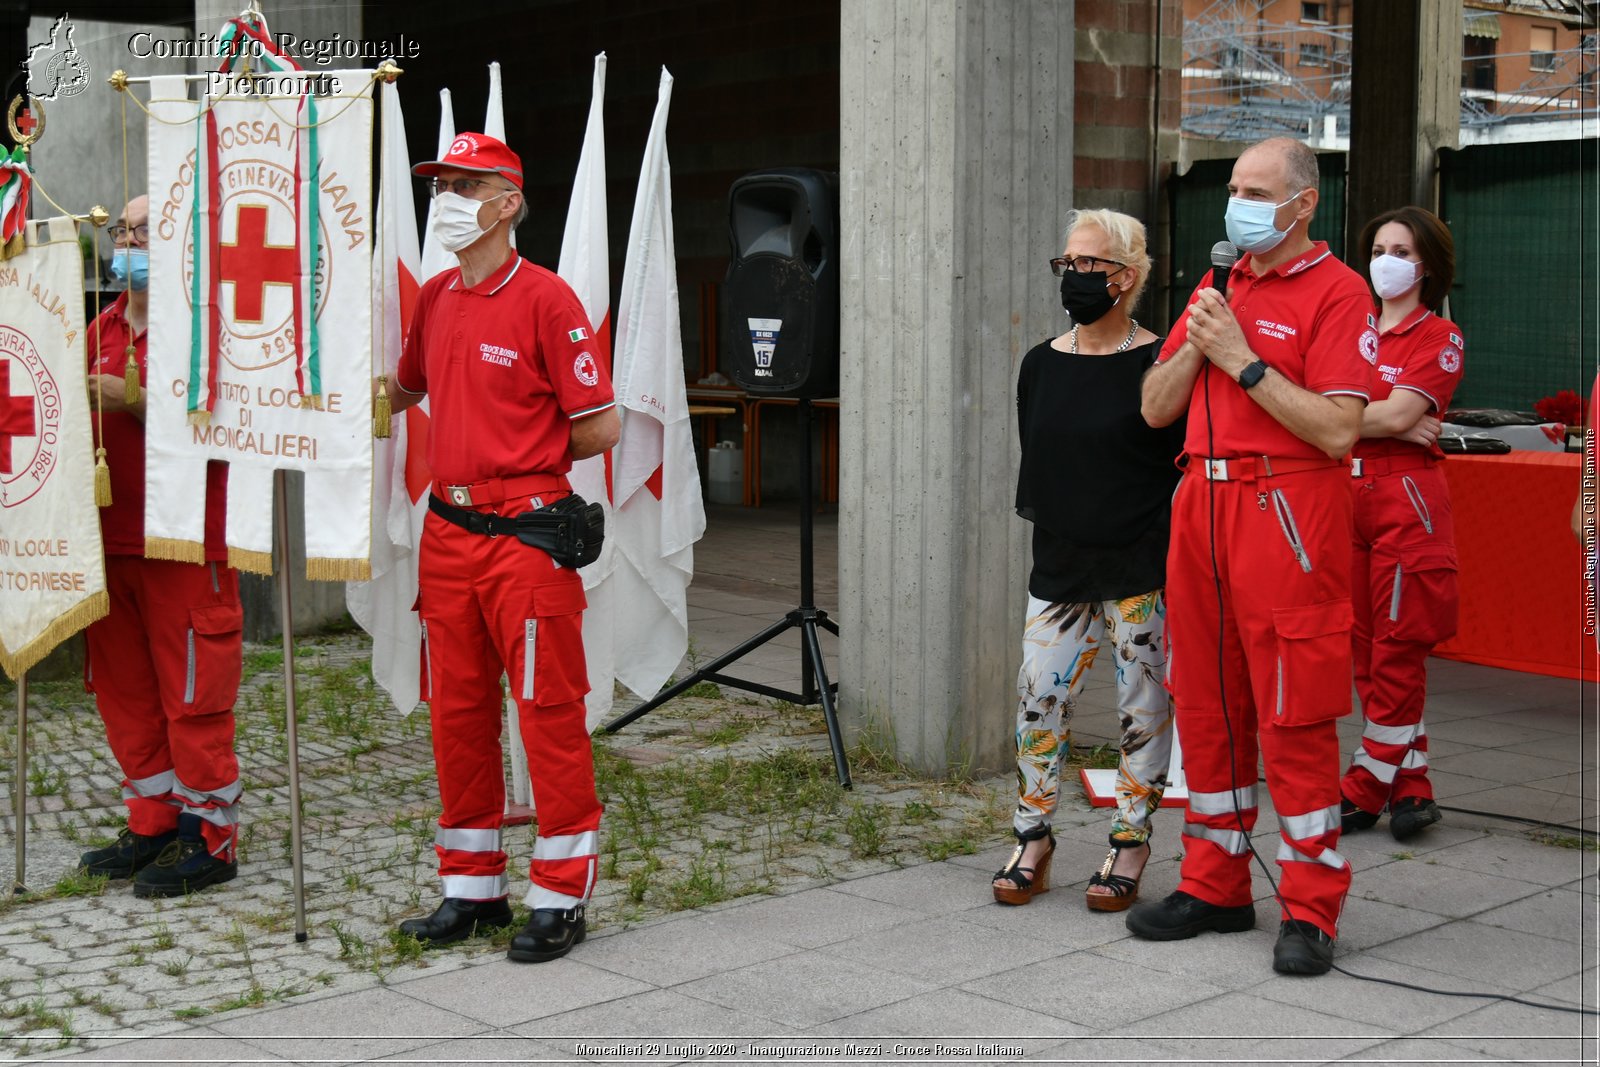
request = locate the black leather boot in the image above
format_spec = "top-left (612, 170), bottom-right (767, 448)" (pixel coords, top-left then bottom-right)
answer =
top-left (79, 827), bottom-right (178, 879)
top-left (1125, 890), bottom-right (1256, 941)
top-left (1273, 919), bottom-right (1335, 975)
top-left (507, 906), bottom-right (586, 963)
top-left (398, 897), bottom-right (514, 946)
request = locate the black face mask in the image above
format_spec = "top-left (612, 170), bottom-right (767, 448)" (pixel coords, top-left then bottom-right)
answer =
top-left (1060, 270), bottom-right (1120, 325)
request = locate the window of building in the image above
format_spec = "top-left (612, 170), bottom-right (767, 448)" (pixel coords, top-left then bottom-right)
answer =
top-left (1301, 2), bottom-right (1328, 23)
top-left (1531, 26), bottom-right (1557, 71)
top-left (1300, 43), bottom-right (1329, 67)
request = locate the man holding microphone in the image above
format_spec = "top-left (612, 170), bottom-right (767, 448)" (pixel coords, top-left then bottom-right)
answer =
top-left (1129, 137), bottom-right (1376, 976)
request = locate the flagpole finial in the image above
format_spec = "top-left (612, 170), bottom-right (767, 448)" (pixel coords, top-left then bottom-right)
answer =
top-left (375, 60), bottom-right (404, 84)
top-left (108, 70), bottom-right (130, 93)
top-left (88, 205), bottom-right (109, 228)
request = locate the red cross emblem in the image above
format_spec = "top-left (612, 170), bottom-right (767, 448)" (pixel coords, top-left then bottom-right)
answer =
top-left (15, 108), bottom-right (37, 138)
top-left (218, 203), bottom-right (298, 324)
top-left (0, 358), bottom-right (35, 475)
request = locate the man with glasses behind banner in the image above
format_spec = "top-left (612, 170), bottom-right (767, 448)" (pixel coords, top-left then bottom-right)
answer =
top-left (384, 133), bottom-right (619, 963)
top-left (79, 195), bottom-right (245, 899)
top-left (1129, 138), bottom-right (1375, 976)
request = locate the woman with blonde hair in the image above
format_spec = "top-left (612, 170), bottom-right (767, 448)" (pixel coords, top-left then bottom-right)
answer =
top-left (993, 208), bottom-right (1184, 911)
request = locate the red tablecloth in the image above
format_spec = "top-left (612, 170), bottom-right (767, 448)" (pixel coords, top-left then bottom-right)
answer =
top-left (1433, 451), bottom-right (1596, 680)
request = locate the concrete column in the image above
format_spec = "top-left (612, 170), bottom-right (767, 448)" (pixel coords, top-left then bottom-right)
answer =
top-left (1347, 0), bottom-right (1461, 250)
top-left (838, 1), bottom-right (1073, 777)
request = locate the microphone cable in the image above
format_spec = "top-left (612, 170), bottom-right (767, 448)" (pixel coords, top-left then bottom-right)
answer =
top-left (1196, 337), bottom-right (1596, 1019)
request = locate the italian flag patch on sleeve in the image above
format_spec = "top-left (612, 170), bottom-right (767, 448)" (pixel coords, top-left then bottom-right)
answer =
top-left (568, 327), bottom-right (588, 343)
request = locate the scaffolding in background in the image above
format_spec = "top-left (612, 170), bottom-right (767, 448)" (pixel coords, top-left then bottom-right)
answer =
top-left (1182, 0), bottom-right (1597, 142)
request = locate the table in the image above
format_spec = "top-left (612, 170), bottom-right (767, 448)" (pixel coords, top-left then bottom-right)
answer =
top-left (1433, 451), bottom-right (1595, 680)
top-left (747, 397), bottom-right (840, 508)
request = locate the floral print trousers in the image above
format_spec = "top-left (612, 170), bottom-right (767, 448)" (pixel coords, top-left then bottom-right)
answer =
top-left (1011, 591), bottom-right (1174, 844)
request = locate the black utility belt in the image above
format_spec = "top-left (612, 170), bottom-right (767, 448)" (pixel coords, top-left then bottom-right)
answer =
top-left (428, 492), bottom-right (604, 569)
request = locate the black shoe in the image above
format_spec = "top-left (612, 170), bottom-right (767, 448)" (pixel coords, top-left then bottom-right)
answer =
top-left (398, 897), bottom-right (515, 947)
top-left (78, 827), bottom-right (178, 879)
top-left (132, 834), bottom-right (237, 899)
top-left (1340, 796), bottom-right (1380, 834)
top-left (1125, 890), bottom-right (1256, 941)
top-left (1273, 919), bottom-right (1335, 975)
top-left (1389, 797), bottom-right (1442, 841)
top-left (507, 906), bottom-right (586, 963)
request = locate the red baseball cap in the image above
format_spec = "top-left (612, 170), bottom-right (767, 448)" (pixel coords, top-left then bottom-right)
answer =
top-left (412, 132), bottom-right (524, 189)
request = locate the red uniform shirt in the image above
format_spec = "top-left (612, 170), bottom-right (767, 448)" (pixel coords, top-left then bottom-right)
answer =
top-left (396, 254), bottom-right (614, 485)
top-left (1159, 242), bottom-right (1375, 460)
top-left (1354, 305), bottom-right (1463, 461)
top-left (88, 294), bottom-right (228, 558)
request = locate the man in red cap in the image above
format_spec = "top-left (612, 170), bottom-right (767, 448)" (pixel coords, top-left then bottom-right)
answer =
top-left (386, 132), bottom-right (619, 963)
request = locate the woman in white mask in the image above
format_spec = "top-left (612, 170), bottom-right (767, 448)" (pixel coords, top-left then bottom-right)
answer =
top-left (1339, 206), bottom-right (1463, 843)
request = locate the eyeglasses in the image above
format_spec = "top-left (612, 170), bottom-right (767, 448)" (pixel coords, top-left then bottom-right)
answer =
top-left (1050, 255), bottom-right (1127, 277)
top-left (428, 177), bottom-right (514, 199)
top-left (110, 224), bottom-right (149, 244)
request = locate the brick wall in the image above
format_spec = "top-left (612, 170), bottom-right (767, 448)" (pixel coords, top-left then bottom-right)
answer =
top-left (1073, 0), bottom-right (1185, 327)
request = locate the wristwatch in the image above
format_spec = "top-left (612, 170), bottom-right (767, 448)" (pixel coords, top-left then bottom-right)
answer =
top-left (1238, 359), bottom-right (1270, 390)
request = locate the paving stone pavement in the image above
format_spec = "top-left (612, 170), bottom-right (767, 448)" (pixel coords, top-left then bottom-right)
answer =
top-left (0, 505), bottom-right (1595, 1065)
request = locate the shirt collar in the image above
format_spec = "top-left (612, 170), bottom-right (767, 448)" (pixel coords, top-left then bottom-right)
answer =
top-left (1384, 304), bottom-right (1434, 337)
top-left (448, 252), bottom-right (521, 295)
top-left (1237, 240), bottom-right (1333, 282)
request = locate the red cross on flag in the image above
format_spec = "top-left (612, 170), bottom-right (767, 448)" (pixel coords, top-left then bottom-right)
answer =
top-left (0, 217), bottom-right (107, 678)
top-left (142, 71), bottom-right (375, 581)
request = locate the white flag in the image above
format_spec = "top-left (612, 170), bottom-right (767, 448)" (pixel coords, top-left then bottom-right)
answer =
top-left (419, 88), bottom-right (457, 281)
top-left (558, 54), bottom-right (616, 727)
top-left (608, 68), bottom-right (705, 700)
top-left (346, 79), bottom-right (429, 716)
top-left (484, 62), bottom-right (516, 251)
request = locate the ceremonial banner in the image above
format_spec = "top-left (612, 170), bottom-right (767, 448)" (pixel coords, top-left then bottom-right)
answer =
top-left (608, 69), bottom-right (706, 700)
top-left (0, 218), bottom-right (106, 677)
top-left (144, 72), bottom-right (375, 578)
top-left (559, 53), bottom-right (617, 728)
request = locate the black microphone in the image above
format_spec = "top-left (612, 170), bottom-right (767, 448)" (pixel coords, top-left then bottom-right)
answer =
top-left (1209, 240), bottom-right (1239, 296)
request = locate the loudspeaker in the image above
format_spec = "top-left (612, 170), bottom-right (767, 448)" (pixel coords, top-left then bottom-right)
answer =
top-left (721, 168), bottom-right (839, 397)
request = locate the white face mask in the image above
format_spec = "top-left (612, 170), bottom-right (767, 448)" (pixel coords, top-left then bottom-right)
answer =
top-left (430, 190), bottom-right (507, 253)
top-left (1370, 254), bottom-right (1421, 301)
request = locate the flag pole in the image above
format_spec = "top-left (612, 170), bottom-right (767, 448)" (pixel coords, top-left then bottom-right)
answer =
top-left (274, 470), bottom-right (308, 941)
top-left (12, 671), bottom-right (26, 894)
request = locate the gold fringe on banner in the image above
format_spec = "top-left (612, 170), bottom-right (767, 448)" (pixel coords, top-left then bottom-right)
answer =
top-left (305, 557), bottom-right (371, 583)
top-left (144, 536), bottom-right (205, 565)
top-left (187, 409), bottom-right (210, 428)
top-left (228, 546), bottom-right (274, 575)
top-left (0, 590), bottom-right (109, 681)
top-left (372, 376), bottom-right (390, 439)
top-left (122, 344), bottom-right (141, 406)
top-left (0, 232), bottom-right (25, 261)
top-left (93, 447), bottom-right (112, 506)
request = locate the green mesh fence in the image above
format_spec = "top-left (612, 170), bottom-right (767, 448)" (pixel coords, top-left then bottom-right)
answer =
top-left (1439, 140), bottom-right (1599, 412)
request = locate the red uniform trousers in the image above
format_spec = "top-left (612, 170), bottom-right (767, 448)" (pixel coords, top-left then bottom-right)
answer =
top-left (1341, 459), bottom-right (1458, 812)
top-left (84, 557), bottom-right (244, 861)
top-left (417, 500), bottom-right (602, 909)
top-left (1166, 462), bottom-right (1354, 937)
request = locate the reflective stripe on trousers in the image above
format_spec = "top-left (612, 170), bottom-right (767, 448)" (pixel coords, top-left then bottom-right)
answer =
top-left (443, 873), bottom-right (511, 900)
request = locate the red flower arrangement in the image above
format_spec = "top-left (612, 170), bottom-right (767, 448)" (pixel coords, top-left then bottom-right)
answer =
top-left (1534, 389), bottom-right (1587, 428)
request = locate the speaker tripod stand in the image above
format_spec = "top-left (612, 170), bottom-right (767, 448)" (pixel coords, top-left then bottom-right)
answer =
top-left (602, 398), bottom-right (850, 787)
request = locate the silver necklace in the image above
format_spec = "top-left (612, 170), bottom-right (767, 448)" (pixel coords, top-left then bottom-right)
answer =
top-left (1070, 319), bottom-right (1140, 355)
